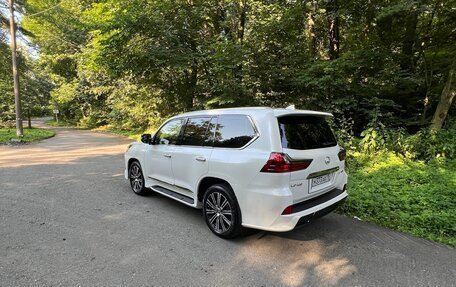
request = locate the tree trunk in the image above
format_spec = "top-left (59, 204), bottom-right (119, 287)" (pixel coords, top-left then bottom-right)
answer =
top-left (237, 0), bottom-right (246, 44)
top-left (431, 56), bottom-right (456, 129)
top-left (28, 113), bottom-right (31, 128)
top-left (421, 51), bottom-right (434, 124)
top-left (234, 0), bottom-right (247, 84)
top-left (184, 63), bottom-right (198, 112)
top-left (214, 1), bottom-right (227, 38)
top-left (400, 11), bottom-right (418, 72)
top-left (9, 0), bottom-right (23, 137)
top-left (307, 1), bottom-right (317, 58)
top-left (377, 15), bottom-right (392, 48)
top-left (326, 0), bottom-right (340, 59)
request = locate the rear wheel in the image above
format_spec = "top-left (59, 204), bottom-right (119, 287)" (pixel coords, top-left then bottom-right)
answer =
top-left (203, 184), bottom-right (242, 239)
top-left (129, 161), bottom-right (148, 195)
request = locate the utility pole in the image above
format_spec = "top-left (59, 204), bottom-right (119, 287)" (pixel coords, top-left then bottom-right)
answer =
top-left (9, 0), bottom-right (23, 137)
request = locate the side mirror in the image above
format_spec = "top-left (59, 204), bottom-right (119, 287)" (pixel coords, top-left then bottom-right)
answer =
top-left (141, 133), bottom-right (152, 144)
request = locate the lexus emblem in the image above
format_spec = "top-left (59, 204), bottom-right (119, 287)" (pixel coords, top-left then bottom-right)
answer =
top-left (325, 156), bottom-right (331, 165)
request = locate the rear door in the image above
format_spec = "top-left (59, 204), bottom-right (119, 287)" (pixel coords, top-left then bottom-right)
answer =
top-left (278, 115), bottom-right (342, 203)
top-left (172, 116), bottom-right (216, 193)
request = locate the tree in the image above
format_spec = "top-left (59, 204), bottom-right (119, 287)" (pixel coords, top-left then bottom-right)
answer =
top-left (16, 0), bottom-right (456, 134)
top-left (8, 0), bottom-right (23, 136)
top-left (431, 56), bottom-right (456, 129)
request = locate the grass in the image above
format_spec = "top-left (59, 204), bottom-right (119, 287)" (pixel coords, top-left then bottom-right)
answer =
top-left (44, 119), bottom-right (78, 128)
top-left (339, 151), bottom-right (456, 247)
top-left (0, 127), bottom-right (55, 144)
top-left (92, 125), bottom-right (143, 141)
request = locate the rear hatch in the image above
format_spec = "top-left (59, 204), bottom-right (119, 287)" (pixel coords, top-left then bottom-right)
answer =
top-left (278, 115), bottom-right (342, 203)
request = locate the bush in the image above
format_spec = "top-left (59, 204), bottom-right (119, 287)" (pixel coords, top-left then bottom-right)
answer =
top-left (0, 120), bottom-right (16, 129)
top-left (403, 124), bottom-right (456, 160)
top-left (346, 119), bottom-right (456, 161)
top-left (340, 152), bottom-right (456, 247)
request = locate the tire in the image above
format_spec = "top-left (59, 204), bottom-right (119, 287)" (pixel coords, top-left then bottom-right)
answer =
top-left (128, 161), bottom-right (148, 196)
top-left (202, 183), bottom-right (243, 239)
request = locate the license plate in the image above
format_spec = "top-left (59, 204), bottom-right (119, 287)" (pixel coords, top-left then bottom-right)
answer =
top-left (311, 174), bottom-right (331, 187)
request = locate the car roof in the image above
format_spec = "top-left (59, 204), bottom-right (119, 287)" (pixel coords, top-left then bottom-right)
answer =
top-left (173, 107), bottom-right (333, 119)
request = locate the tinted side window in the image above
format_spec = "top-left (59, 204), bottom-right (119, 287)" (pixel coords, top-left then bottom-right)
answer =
top-left (153, 119), bottom-right (184, 145)
top-left (278, 116), bottom-right (337, 150)
top-left (180, 117), bottom-right (211, 146)
top-left (213, 115), bottom-right (257, 148)
top-left (203, 117), bottom-right (217, 146)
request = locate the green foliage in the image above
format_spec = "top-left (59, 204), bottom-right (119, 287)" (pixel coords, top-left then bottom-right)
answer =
top-left (0, 34), bottom-right (14, 123)
top-left (338, 113), bottom-right (456, 161)
top-left (16, 0), bottom-right (456, 133)
top-left (0, 127), bottom-right (55, 143)
top-left (360, 127), bottom-right (387, 153)
top-left (404, 123), bottom-right (456, 160)
top-left (44, 119), bottom-right (77, 127)
top-left (0, 37), bottom-right (51, 123)
top-left (340, 152), bottom-right (456, 247)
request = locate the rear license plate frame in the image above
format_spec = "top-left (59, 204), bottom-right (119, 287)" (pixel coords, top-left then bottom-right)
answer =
top-left (311, 174), bottom-right (331, 188)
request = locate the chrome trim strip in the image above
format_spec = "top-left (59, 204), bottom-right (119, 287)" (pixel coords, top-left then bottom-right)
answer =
top-left (147, 176), bottom-right (194, 193)
top-left (307, 167), bottom-right (340, 179)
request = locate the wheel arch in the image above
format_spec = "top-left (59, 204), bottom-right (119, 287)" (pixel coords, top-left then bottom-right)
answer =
top-left (127, 158), bottom-right (140, 178)
top-left (197, 176), bottom-right (234, 203)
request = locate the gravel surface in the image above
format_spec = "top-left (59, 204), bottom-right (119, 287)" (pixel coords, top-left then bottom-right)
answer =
top-left (0, 119), bottom-right (454, 286)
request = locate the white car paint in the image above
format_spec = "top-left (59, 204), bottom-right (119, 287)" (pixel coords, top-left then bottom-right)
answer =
top-left (124, 107), bottom-right (348, 232)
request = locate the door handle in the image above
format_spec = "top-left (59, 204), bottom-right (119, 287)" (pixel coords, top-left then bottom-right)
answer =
top-left (195, 156), bottom-right (206, 162)
top-left (163, 154), bottom-right (172, 158)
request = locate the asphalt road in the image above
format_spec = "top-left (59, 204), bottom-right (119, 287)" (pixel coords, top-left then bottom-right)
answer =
top-left (1, 119), bottom-right (455, 286)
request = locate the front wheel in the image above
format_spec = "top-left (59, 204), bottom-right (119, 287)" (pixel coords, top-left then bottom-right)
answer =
top-left (129, 161), bottom-right (148, 196)
top-left (203, 184), bottom-right (243, 239)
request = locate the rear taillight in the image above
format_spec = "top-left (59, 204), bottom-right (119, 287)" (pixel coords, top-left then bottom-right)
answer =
top-left (260, 152), bottom-right (312, 173)
top-left (338, 148), bottom-right (346, 161)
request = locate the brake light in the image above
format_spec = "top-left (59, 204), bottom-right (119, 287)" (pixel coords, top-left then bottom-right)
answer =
top-left (338, 149), bottom-right (346, 161)
top-left (260, 152), bottom-right (312, 173)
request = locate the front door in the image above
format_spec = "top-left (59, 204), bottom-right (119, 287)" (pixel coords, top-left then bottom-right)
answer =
top-left (146, 118), bottom-right (185, 185)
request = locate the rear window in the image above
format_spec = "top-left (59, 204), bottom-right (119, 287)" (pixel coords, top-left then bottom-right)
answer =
top-left (278, 115), bottom-right (337, 150)
top-left (213, 115), bottom-right (257, 148)
top-left (180, 117), bottom-right (212, 146)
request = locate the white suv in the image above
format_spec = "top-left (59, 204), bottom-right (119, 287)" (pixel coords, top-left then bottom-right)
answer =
top-left (124, 107), bottom-right (348, 238)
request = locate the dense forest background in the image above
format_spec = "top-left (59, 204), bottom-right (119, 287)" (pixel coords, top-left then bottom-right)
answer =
top-left (1, 0), bottom-right (455, 246)
top-left (1, 0), bottom-right (455, 135)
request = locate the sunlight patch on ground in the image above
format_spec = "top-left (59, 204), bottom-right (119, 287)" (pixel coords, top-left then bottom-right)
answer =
top-left (238, 235), bottom-right (356, 286)
top-left (0, 129), bottom-right (131, 168)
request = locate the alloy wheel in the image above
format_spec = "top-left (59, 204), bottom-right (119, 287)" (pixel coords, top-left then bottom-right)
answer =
top-left (130, 164), bottom-right (143, 193)
top-left (205, 191), bottom-right (233, 233)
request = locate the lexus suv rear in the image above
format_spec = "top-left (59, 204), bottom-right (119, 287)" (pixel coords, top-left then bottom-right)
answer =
top-left (125, 107), bottom-right (348, 238)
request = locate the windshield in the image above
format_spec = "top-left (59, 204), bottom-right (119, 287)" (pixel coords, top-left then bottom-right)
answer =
top-left (278, 115), bottom-right (337, 150)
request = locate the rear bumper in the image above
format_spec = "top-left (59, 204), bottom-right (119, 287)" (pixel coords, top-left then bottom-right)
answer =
top-left (295, 196), bottom-right (346, 228)
top-left (242, 189), bottom-right (347, 232)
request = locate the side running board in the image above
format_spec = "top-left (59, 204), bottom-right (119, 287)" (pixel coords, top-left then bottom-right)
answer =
top-left (151, 185), bottom-right (194, 204)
